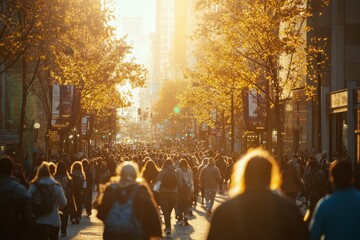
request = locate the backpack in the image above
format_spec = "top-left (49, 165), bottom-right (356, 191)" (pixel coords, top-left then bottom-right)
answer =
top-left (104, 185), bottom-right (142, 240)
top-left (310, 170), bottom-right (327, 194)
top-left (55, 175), bottom-right (71, 198)
top-left (161, 169), bottom-right (178, 190)
top-left (32, 182), bottom-right (54, 217)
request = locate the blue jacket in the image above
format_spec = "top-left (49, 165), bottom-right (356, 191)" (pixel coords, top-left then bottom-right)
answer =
top-left (310, 188), bottom-right (360, 240)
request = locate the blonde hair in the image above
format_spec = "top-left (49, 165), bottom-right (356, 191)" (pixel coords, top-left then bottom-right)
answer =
top-left (31, 161), bottom-right (52, 184)
top-left (111, 161), bottom-right (143, 184)
top-left (228, 147), bottom-right (281, 197)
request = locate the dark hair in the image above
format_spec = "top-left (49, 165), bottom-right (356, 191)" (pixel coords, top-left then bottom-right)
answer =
top-left (163, 159), bottom-right (174, 169)
top-left (244, 156), bottom-right (272, 188)
top-left (141, 159), bottom-right (159, 183)
top-left (330, 160), bottom-right (353, 189)
top-left (0, 155), bottom-right (13, 175)
top-left (179, 159), bottom-right (189, 169)
top-left (55, 161), bottom-right (68, 176)
top-left (82, 159), bottom-right (89, 171)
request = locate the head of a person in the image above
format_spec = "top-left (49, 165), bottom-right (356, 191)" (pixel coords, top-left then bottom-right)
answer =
top-left (163, 159), bottom-right (174, 169)
top-left (202, 158), bottom-right (209, 165)
top-left (229, 148), bottom-right (281, 197)
top-left (12, 163), bottom-right (24, 178)
top-left (55, 161), bottom-right (68, 176)
top-left (142, 159), bottom-right (159, 173)
top-left (82, 159), bottom-right (89, 171)
top-left (208, 157), bottom-right (215, 165)
top-left (114, 161), bottom-right (141, 184)
top-left (308, 157), bottom-right (318, 169)
top-left (70, 161), bottom-right (84, 173)
top-left (32, 162), bottom-right (51, 183)
top-left (0, 155), bottom-right (13, 175)
top-left (48, 162), bottom-right (56, 176)
top-left (179, 159), bottom-right (189, 169)
top-left (330, 160), bottom-right (353, 190)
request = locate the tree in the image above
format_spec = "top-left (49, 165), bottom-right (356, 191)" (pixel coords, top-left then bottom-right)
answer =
top-left (192, 0), bottom-right (329, 157)
top-left (153, 79), bottom-right (191, 138)
top-left (179, 36), bottom-right (245, 152)
top-left (1, 0), bottom-right (70, 160)
top-left (51, 0), bottom-right (146, 119)
top-left (1, 0), bottom-right (146, 160)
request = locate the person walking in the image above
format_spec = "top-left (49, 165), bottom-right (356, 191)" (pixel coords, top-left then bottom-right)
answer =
top-left (303, 157), bottom-right (327, 223)
top-left (141, 159), bottom-right (160, 205)
top-left (208, 148), bottom-right (309, 240)
top-left (0, 155), bottom-right (33, 240)
top-left (96, 161), bottom-right (162, 240)
top-left (309, 160), bottom-right (360, 240)
top-left (198, 158), bottom-right (209, 205)
top-left (176, 159), bottom-right (194, 226)
top-left (30, 162), bottom-right (67, 240)
top-left (69, 161), bottom-right (85, 224)
top-left (54, 161), bottom-right (72, 237)
top-left (281, 155), bottom-right (302, 202)
top-left (199, 157), bottom-right (221, 215)
top-left (81, 159), bottom-right (94, 216)
top-left (157, 159), bottom-right (183, 236)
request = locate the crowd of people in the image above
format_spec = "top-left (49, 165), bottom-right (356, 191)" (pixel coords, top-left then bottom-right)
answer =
top-left (1, 143), bottom-right (360, 240)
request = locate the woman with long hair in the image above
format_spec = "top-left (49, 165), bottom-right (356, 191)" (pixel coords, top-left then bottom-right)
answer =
top-left (141, 159), bottom-right (160, 186)
top-left (96, 161), bottom-right (162, 240)
top-left (141, 158), bottom-right (161, 205)
top-left (207, 148), bottom-right (308, 240)
top-left (54, 161), bottom-right (72, 237)
top-left (176, 159), bottom-right (193, 226)
top-left (69, 161), bottom-right (85, 224)
top-left (30, 162), bottom-right (67, 240)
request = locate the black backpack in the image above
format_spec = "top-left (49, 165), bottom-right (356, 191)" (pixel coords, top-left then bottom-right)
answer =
top-left (32, 182), bottom-right (54, 217)
top-left (161, 169), bottom-right (177, 190)
top-left (104, 185), bottom-right (142, 240)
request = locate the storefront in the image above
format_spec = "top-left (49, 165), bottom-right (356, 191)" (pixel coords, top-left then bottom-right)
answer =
top-left (327, 88), bottom-right (356, 163)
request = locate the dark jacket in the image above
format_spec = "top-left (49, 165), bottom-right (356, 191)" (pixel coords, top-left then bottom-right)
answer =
top-left (97, 183), bottom-right (162, 240)
top-left (208, 189), bottom-right (309, 240)
top-left (0, 175), bottom-right (33, 240)
top-left (199, 164), bottom-right (221, 189)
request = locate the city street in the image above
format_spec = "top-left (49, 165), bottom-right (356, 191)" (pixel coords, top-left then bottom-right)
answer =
top-left (64, 193), bottom-right (228, 240)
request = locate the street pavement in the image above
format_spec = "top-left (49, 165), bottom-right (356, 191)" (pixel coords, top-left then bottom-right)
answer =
top-left (64, 192), bottom-right (229, 240)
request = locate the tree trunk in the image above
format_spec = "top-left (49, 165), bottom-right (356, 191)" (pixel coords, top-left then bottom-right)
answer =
top-left (275, 99), bottom-right (283, 163)
top-left (231, 93), bottom-right (235, 153)
top-left (18, 56), bottom-right (28, 163)
top-left (221, 110), bottom-right (226, 152)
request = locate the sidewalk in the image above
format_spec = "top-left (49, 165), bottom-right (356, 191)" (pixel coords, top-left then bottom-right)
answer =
top-left (64, 192), bottom-right (228, 240)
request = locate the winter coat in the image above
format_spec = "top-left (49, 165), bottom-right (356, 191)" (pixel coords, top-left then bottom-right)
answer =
top-left (29, 177), bottom-right (67, 227)
top-left (208, 189), bottom-right (309, 240)
top-left (0, 175), bottom-right (33, 240)
top-left (199, 164), bottom-right (221, 189)
top-left (97, 183), bottom-right (162, 240)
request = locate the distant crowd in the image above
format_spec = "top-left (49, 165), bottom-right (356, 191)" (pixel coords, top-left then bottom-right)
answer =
top-left (1, 144), bottom-right (360, 240)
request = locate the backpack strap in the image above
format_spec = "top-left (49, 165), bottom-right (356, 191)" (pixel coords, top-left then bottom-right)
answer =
top-left (128, 184), bottom-right (140, 203)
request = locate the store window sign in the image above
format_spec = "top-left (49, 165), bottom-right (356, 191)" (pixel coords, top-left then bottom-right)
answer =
top-left (329, 91), bottom-right (347, 109)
